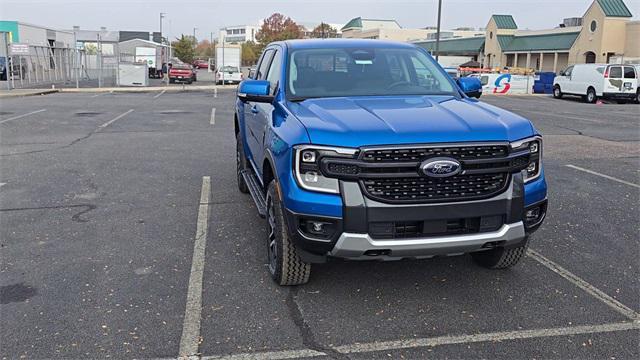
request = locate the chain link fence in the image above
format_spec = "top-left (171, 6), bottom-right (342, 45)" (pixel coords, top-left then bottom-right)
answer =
top-left (1, 42), bottom-right (122, 89)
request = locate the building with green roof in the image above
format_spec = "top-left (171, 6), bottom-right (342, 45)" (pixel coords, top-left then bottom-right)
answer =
top-left (418, 0), bottom-right (637, 73)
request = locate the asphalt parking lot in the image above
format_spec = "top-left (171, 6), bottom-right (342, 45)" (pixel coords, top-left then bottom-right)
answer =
top-left (0, 91), bottom-right (638, 359)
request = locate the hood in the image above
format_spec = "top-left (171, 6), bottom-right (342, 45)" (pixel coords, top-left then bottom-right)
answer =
top-left (286, 96), bottom-right (535, 147)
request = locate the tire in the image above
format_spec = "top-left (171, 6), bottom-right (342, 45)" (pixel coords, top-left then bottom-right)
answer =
top-left (471, 243), bottom-right (528, 269)
top-left (266, 181), bottom-right (311, 286)
top-left (586, 87), bottom-right (597, 103)
top-left (552, 85), bottom-right (562, 99)
top-left (236, 132), bottom-right (249, 194)
top-left (635, 90), bottom-right (640, 104)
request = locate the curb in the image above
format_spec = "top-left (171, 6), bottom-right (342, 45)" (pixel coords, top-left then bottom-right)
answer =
top-left (0, 89), bottom-right (60, 98)
top-left (59, 85), bottom-right (236, 93)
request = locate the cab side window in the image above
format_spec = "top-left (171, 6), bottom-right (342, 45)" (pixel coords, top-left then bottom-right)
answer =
top-left (563, 66), bottom-right (573, 77)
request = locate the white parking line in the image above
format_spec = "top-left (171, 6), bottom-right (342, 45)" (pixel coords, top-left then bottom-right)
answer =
top-left (179, 176), bottom-right (211, 358)
top-left (214, 87), bottom-right (218, 98)
top-left (153, 90), bottom-right (166, 99)
top-left (98, 109), bottom-right (134, 129)
top-left (202, 349), bottom-right (326, 360)
top-left (210, 107), bottom-right (216, 125)
top-left (0, 109), bottom-right (46, 124)
top-left (528, 249), bottom-right (640, 320)
top-left (198, 321), bottom-right (639, 359)
top-left (0, 182), bottom-right (6, 188)
top-left (333, 321), bottom-right (639, 354)
top-left (566, 164), bottom-right (640, 189)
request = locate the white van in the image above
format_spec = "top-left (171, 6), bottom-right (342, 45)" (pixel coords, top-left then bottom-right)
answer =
top-left (553, 64), bottom-right (638, 103)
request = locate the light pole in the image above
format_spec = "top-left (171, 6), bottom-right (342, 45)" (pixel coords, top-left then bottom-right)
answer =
top-left (435, 0), bottom-right (442, 62)
top-left (160, 12), bottom-right (166, 83)
top-left (193, 27), bottom-right (198, 42)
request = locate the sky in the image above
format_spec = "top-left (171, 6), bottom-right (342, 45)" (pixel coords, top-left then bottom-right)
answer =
top-left (1, 0), bottom-right (639, 41)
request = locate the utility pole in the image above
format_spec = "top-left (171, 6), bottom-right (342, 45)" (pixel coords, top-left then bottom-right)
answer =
top-left (160, 12), bottom-right (166, 83)
top-left (435, 0), bottom-right (442, 62)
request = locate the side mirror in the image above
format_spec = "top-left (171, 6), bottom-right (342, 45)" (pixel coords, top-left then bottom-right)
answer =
top-left (457, 77), bottom-right (483, 99)
top-left (559, 70), bottom-right (565, 76)
top-left (238, 80), bottom-right (274, 103)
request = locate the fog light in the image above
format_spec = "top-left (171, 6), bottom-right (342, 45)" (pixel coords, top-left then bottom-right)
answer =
top-left (527, 162), bottom-right (536, 173)
top-left (525, 207), bottom-right (540, 223)
top-left (304, 171), bottom-right (319, 183)
top-left (305, 220), bottom-right (331, 236)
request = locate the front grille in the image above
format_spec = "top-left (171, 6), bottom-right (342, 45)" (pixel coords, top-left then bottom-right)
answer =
top-left (361, 145), bottom-right (509, 163)
top-left (369, 215), bottom-right (504, 239)
top-left (361, 173), bottom-right (509, 203)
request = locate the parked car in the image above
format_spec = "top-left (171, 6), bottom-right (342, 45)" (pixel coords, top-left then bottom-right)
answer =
top-left (169, 64), bottom-right (195, 84)
top-left (193, 60), bottom-right (209, 69)
top-left (234, 39), bottom-right (547, 285)
top-left (216, 65), bottom-right (243, 85)
top-left (553, 64), bottom-right (638, 103)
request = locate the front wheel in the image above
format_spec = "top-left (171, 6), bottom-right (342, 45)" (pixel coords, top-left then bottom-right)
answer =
top-left (552, 85), bottom-right (563, 99)
top-left (266, 181), bottom-right (311, 285)
top-left (471, 243), bottom-right (528, 269)
top-left (635, 90), bottom-right (640, 104)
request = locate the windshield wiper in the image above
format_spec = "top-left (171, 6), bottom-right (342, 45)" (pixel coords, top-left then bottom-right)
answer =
top-left (288, 96), bottom-right (315, 102)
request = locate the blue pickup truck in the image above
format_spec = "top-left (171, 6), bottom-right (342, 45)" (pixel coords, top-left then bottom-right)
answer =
top-left (235, 39), bottom-right (547, 285)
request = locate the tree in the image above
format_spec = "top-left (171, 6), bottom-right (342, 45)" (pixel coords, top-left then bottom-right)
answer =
top-left (172, 35), bottom-right (196, 63)
top-left (195, 39), bottom-right (214, 59)
top-left (241, 41), bottom-right (262, 66)
top-left (310, 23), bottom-right (338, 39)
top-left (255, 13), bottom-right (303, 45)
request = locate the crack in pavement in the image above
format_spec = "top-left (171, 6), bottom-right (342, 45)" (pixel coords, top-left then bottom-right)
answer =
top-left (286, 288), bottom-right (349, 360)
top-left (0, 204), bottom-right (97, 222)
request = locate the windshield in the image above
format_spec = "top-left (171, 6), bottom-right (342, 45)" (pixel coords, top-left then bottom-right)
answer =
top-left (221, 66), bottom-right (239, 72)
top-left (287, 47), bottom-right (456, 99)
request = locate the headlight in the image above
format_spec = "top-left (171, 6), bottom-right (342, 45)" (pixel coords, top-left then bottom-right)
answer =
top-left (511, 136), bottom-right (542, 183)
top-left (294, 145), bottom-right (357, 194)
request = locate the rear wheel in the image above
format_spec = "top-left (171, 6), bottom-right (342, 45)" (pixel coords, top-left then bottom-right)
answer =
top-left (635, 90), bottom-right (640, 104)
top-left (552, 85), bottom-right (563, 99)
top-left (471, 243), bottom-right (528, 269)
top-left (236, 132), bottom-right (249, 194)
top-left (266, 181), bottom-right (311, 286)
top-left (586, 87), bottom-right (597, 103)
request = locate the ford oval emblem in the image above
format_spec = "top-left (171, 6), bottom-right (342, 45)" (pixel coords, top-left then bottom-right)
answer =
top-left (421, 158), bottom-right (461, 178)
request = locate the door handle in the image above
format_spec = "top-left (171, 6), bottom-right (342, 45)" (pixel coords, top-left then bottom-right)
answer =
top-left (251, 105), bottom-right (259, 114)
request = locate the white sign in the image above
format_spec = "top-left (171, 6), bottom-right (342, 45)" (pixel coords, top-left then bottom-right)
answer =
top-left (9, 43), bottom-right (29, 55)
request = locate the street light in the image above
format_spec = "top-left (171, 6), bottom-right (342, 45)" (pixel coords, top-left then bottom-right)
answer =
top-left (435, 0), bottom-right (442, 62)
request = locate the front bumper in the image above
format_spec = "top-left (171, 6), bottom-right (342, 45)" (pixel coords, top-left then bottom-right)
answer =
top-left (285, 173), bottom-right (547, 262)
top-left (331, 222), bottom-right (525, 260)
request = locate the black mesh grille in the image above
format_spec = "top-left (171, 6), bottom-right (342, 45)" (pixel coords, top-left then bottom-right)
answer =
top-left (361, 145), bottom-right (508, 163)
top-left (361, 173), bottom-right (509, 203)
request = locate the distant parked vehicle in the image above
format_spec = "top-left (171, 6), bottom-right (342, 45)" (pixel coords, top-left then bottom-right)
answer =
top-left (169, 64), bottom-right (195, 84)
top-left (553, 64), bottom-right (638, 104)
top-left (193, 60), bottom-right (209, 69)
top-left (216, 65), bottom-right (243, 85)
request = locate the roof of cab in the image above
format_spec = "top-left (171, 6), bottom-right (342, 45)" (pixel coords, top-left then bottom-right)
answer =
top-left (280, 38), bottom-right (416, 50)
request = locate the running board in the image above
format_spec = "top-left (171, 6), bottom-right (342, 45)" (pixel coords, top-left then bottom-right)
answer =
top-left (241, 169), bottom-right (267, 218)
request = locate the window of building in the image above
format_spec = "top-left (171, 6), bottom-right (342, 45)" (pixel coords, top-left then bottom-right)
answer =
top-left (590, 20), bottom-right (597, 33)
top-left (489, 31), bottom-right (493, 39)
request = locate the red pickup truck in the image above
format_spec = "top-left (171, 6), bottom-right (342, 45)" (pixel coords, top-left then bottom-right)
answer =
top-left (169, 64), bottom-right (196, 84)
